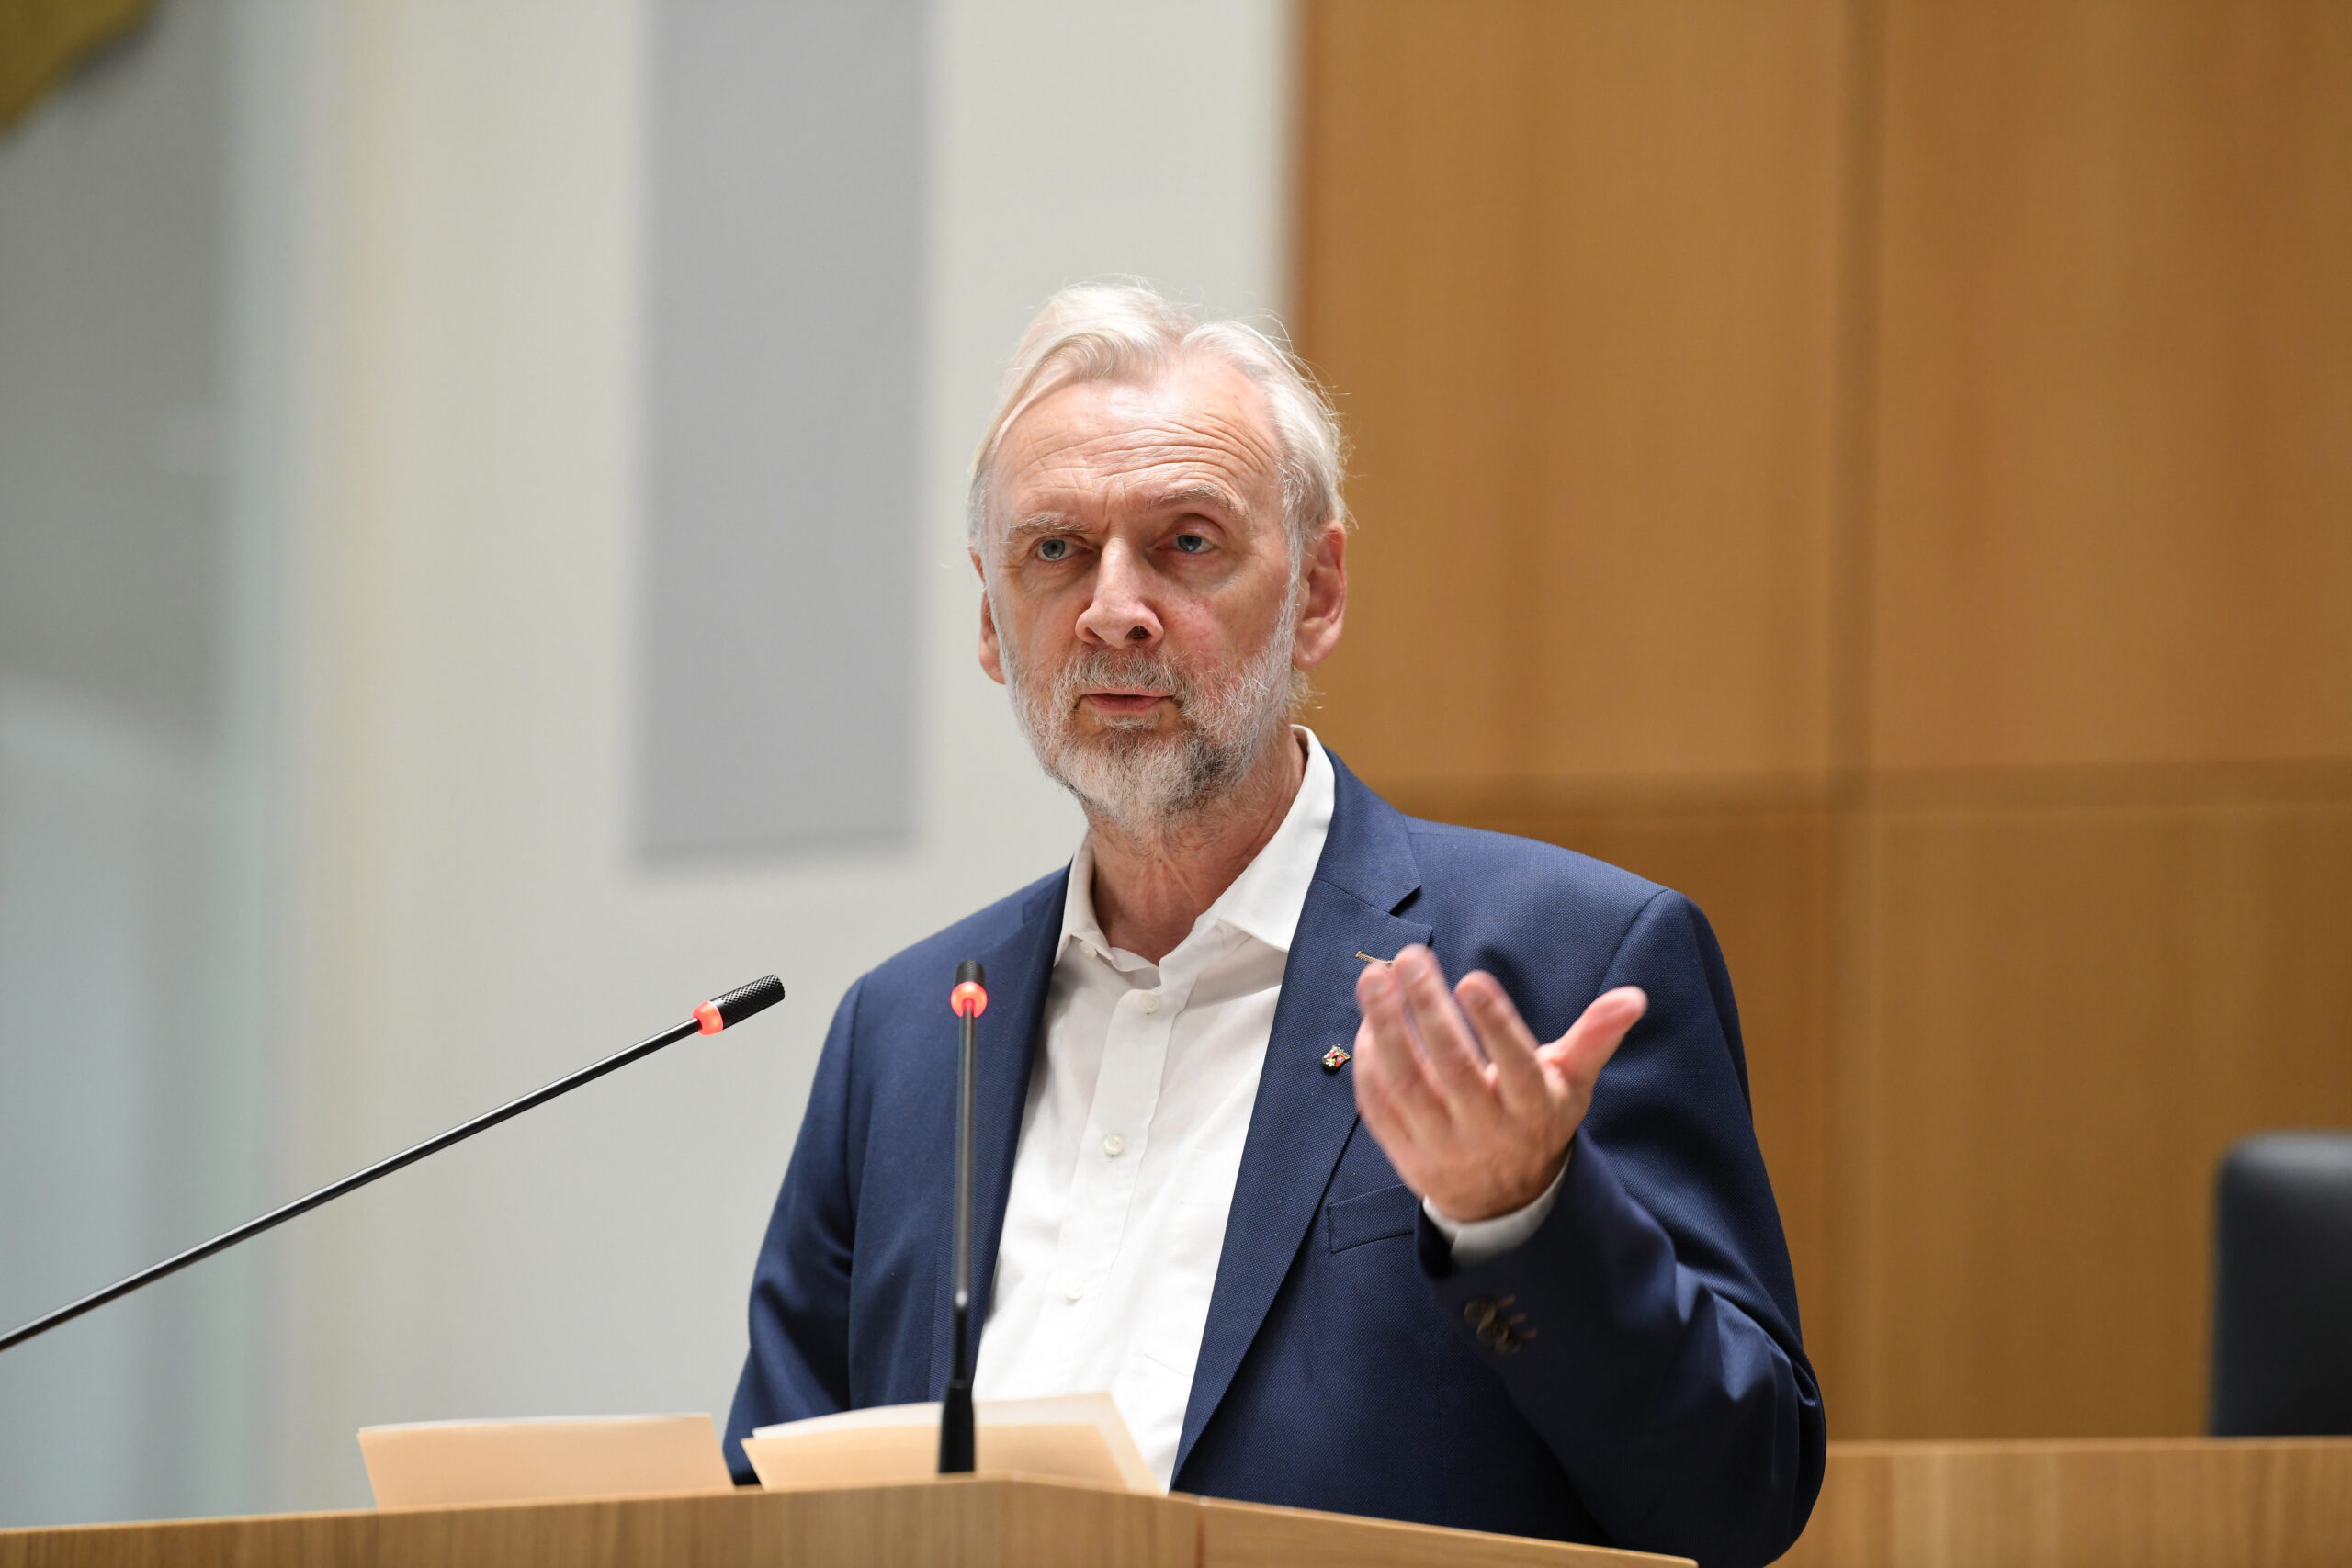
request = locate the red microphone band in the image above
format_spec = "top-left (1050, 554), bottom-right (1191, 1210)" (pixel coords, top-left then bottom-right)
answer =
top-left (943, 957), bottom-right (986, 1474)
top-left (697, 974), bottom-right (787, 1035)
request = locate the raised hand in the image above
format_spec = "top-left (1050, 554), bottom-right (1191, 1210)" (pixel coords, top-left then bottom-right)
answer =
top-left (1352, 945), bottom-right (1647, 1223)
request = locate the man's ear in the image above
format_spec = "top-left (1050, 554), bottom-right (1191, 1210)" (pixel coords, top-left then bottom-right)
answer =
top-left (1291, 518), bottom-right (1349, 671)
top-left (972, 547), bottom-right (1008, 686)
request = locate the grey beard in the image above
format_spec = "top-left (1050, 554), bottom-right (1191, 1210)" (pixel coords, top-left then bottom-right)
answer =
top-left (1001, 598), bottom-right (1301, 833)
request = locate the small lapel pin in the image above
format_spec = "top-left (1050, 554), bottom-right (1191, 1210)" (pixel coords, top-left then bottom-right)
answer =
top-left (1322, 1045), bottom-right (1351, 1072)
top-left (1354, 950), bottom-right (1393, 965)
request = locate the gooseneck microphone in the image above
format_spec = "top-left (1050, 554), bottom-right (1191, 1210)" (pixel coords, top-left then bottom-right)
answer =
top-left (0, 974), bottom-right (786, 1357)
top-left (940, 960), bottom-right (987, 1473)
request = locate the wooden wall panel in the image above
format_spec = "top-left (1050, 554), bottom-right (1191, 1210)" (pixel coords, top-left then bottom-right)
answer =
top-left (1518, 4), bottom-right (1845, 783)
top-left (1868, 0), bottom-right (2352, 770)
top-left (1298, 0), bottom-right (1846, 789)
top-left (1839, 777), bottom-right (2352, 1438)
top-left (1301, 0), bottom-right (2352, 1445)
top-left (1295, 1), bottom-right (1539, 787)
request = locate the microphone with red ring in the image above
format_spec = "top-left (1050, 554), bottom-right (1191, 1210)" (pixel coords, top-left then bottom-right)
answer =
top-left (940, 960), bottom-right (987, 1473)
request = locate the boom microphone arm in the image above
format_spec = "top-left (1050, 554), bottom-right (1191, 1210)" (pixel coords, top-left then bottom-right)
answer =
top-left (0, 974), bottom-right (786, 1356)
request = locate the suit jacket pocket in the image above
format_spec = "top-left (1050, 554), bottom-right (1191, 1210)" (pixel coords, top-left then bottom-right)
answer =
top-left (1326, 1182), bottom-right (1420, 1253)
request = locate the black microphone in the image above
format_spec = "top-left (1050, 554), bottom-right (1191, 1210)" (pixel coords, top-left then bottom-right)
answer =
top-left (0, 974), bottom-right (786, 1357)
top-left (941, 960), bottom-right (987, 1473)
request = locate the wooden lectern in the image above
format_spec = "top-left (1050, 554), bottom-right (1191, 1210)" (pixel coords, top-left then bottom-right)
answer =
top-left (17, 1438), bottom-right (2348, 1564)
top-left (0, 1475), bottom-right (1690, 1568)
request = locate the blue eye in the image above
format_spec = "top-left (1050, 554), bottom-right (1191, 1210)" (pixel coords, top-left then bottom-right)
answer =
top-left (1173, 533), bottom-right (1208, 554)
top-left (1037, 536), bottom-right (1072, 561)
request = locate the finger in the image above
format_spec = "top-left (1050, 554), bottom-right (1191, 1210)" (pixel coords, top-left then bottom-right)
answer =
top-left (1357, 1010), bottom-right (1450, 1153)
top-left (1358, 955), bottom-right (1434, 1068)
top-left (1355, 963), bottom-right (1453, 1142)
top-left (1351, 1012), bottom-right (1437, 1168)
top-left (1350, 1020), bottom-right (1410, 1148)
top-left (1393, 946), bottom-right (1489, 1102)
top-left (1537, 986), bottom-right (1648, 1092)
top-left (1455, 971), bottom-right (1547, 1116)
top-left (1350, 1042), bottom-right (1440, 1202)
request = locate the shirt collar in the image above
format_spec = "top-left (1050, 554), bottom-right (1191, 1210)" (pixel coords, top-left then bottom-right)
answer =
top-left (1058, 727), bottom-right (1337, 967)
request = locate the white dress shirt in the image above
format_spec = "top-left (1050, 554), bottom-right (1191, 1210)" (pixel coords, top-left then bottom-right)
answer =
top-left (972, 728), bottom-right (1557, 1486)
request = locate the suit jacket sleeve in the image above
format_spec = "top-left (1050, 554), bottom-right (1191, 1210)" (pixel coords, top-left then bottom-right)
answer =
top-left (1418, 889), bottom-right (1826, 1568)
top-left (722, 975), bottom-right (865, 1481)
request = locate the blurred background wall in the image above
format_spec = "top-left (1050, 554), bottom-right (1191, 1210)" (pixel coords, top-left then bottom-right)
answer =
top-left (0, 0), bottom-right (1287, 1526)
top-left (0, 0), bottom-right (285, 1521)
top-left (0, 0), bottom-right (2345, 1537)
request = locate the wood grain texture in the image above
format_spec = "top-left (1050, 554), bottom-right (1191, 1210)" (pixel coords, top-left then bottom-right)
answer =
top-left (1295, 0), bottom-right (1542, 786)
top-left (0, 1479), bottom-right (1197, 1568)
top-left (0, 1479), bottom-right (1683, 1568)
top-left (1835, 773), bottom-right (2352, 1438)
top-left (1196, 1496), bottom-right (1688, 1567)
top-left (1781, 1438), bottom-right (2352, 1567)
top-left (1297, 0), bottom-right (1847, 788)
top-left (1301, 0), bottom-right (2352, 1442)
top-left (1868, 0), bottom-right (2352, 770)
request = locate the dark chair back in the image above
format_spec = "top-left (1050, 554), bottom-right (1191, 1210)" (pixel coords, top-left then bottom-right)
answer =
top-left (2211, 1131), bottom-right (2352, 1436)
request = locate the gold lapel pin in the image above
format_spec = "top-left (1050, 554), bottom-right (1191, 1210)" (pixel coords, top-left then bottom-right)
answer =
top-left (1322, 1045), bottom-right (1351, 1072)
top-left (1354, 950), bottom-right (1393, 965)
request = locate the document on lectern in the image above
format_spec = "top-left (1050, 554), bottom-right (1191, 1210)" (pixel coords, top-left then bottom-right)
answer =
top-left (358, 1413), bottom-right (733, 1507)
top-left (743, 1391), bottom-right (1158, 1495)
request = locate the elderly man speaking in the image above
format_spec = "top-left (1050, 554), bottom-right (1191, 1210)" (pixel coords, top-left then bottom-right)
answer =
top-left (724, 284), bottom-right (1825, 1566)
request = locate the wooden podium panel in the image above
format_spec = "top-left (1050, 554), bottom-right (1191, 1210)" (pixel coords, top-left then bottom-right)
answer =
top-left (0, 1476), bottom-right (1688, 1568)
top-left (1784, 1438), bottom-right (2352, 1567)
top-left (1194, 1495), bottom-right (1676, 1568)
top-left (16, 1446), bottom-right (2350, 1564)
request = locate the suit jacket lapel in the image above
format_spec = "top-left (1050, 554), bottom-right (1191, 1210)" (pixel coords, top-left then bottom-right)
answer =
top-left (930, 870), bottom-right (1067, 1397)
top-left (1175, 756), bottom-right (1429, 1474)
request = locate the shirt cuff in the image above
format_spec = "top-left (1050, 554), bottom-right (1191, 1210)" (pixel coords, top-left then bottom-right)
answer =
top-left (1421, 1147), bottom-right (1573, 1268)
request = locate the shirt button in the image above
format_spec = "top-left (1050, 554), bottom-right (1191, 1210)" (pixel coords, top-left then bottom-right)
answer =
top-left (1102, 1134), bottom-right (1126, 1157)
top-left (1064, 1280), bottom-right (1086, 1302)
top-left (1137, 993), bottom-right (1159, 1013)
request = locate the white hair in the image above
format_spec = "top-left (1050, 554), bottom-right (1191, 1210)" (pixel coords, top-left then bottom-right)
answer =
top-left (967, 281), bottom-right (1349, 554)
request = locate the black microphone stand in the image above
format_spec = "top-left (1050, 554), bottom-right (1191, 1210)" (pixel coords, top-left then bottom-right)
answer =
top-left (940, 959), bottom-right (985, 1473)
top-left (0, 974), bottom-right (785, 1357)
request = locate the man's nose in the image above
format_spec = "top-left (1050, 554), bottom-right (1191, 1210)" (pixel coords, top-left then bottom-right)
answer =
top-left (1075, 540), bottom-right (1162, 649)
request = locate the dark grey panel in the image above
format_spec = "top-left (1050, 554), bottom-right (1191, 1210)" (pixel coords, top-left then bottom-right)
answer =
top-left (0, 1), bottom-right (230, 745)
top-left (638, 0), bottom-right (924, 860)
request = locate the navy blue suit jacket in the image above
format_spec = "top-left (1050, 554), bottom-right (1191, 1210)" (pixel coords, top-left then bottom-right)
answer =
top-left (726, 753), bottom-right (1825, 1566)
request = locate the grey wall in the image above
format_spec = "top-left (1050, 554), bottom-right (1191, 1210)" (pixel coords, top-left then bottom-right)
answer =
top-left (637, 0), bottom-right (926, 859)
top-left (0, 0), bottom-right (284, 1527)
top-left (0, 0), bottom-right (1289, 1526)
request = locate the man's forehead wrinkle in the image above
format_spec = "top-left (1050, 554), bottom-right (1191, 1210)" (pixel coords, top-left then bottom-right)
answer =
top-left (1013, 421), bottom-right (1274, 479)
top-left (1080, 408), bottom-right (1282, 477)
top-left (1004, 469), bottom-right (1258, 540)
top-left (1148, 479), bottom-right (1253, 518)
top-left (1003, 436), bottom-right (1268, 517)
top-left (995, 369), bottom-right (1285, 492)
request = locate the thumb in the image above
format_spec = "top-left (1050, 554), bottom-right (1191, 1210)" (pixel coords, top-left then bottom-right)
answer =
top-left (1538, 986), bottom-right (1647, 1091)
